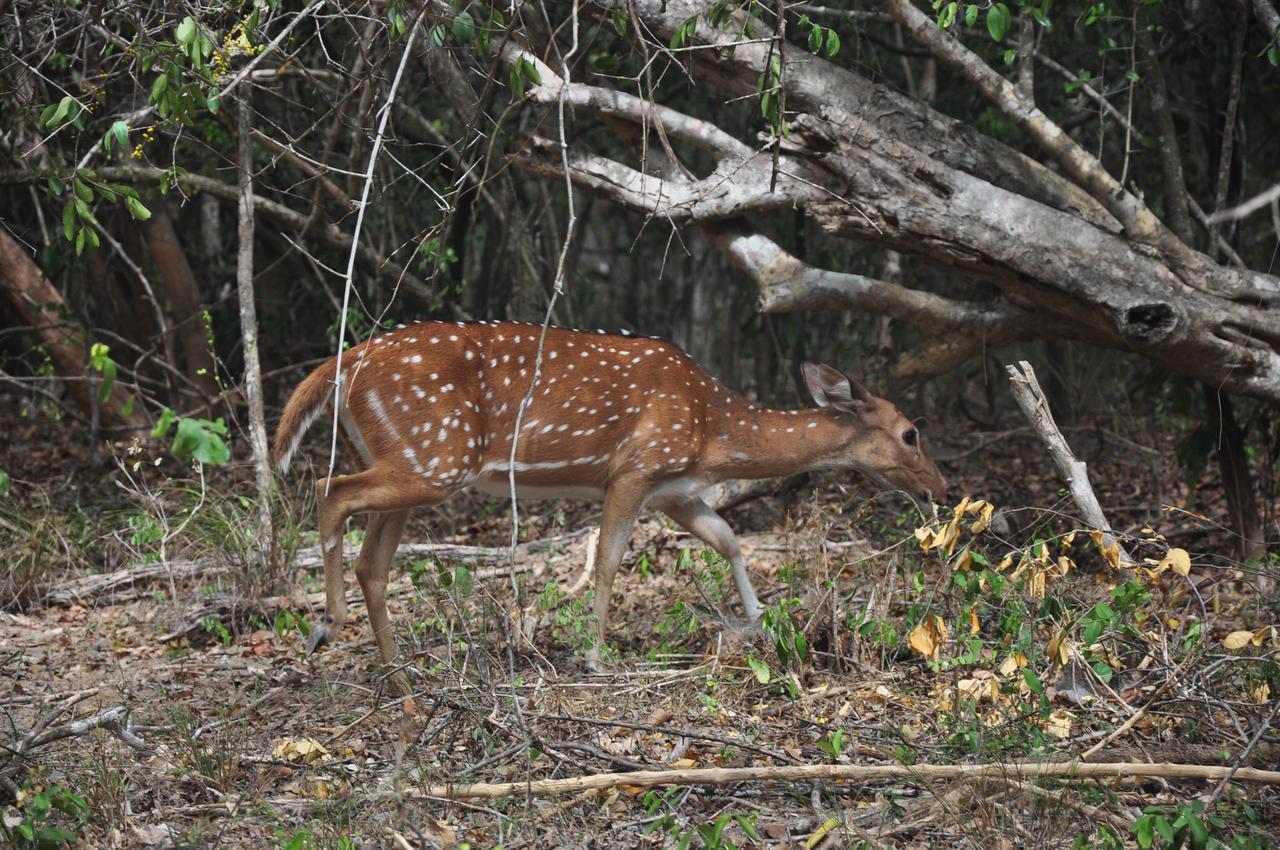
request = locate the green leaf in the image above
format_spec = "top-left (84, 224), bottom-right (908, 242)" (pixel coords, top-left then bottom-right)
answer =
top-left (0, 468), bottom-right (10, 497)
top-left (808, 25), bottom-right (821, 53)
top-left (49, 95), bottom-right (74, 128)
top-left (150, 72), bottom-right (169, 105)
top-left (509, 63), bottom-right (526, 100)
top-left (453, 565), bottom-right (474, 597)
top-left (612, 9), bottom-right (629, 36)
top-left (73, 178), bottom-right (93, 203)
top-left (75, 227), bottom-right (86, 256)
top-left (824, 28), bottom-right (840, 58)
top-left (63, 202), bottom-right (76, 241)
top-left (175, 16), bottom-right (196, 46)
top-left (746, 654), bottom-right (771, 684)
top-left (98, 358), bottom-right (117, 404)
top-left (151, 406), bottom-right (178, 438)
top-left (1134, 815), bottom-right (1154, 848)
top-left (1154, 817), bottom-right (1175, 843)
top-left (1023, 668), bottom-right (1043, 694)
top-left (986, 3), bottom-right (1010, 41)
top-left (125, 196), bottom-right (152, 221)
top-left (965, 4), bottom-right (979, 27)
top-left (1268, 40), bottom-right (1279, 65)
top-left (39, 102), bottom-right (58, 126)
top-left (452, 10), bottom-right (476, 44)
top-left (430, 23), bottom-right (447, 47)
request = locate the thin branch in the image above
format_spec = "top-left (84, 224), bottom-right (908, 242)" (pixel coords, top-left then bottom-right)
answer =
top-left (0, 164), bottom-right (431, 302)
top-left (74, 0), bottom-right (325, 170)
top-left (1204, 182), bottom-right (1280, 225)
top-left (326, 14), bottom-right (423, 490)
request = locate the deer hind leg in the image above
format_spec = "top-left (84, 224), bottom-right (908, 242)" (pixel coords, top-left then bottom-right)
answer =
top-left (658, 496), bottom-right (762, 623)
top-left (355, 509), bottom-right (410, 664)
top-left (588, 480), bottom-right (647, 670)
top-left (310, 469), bottom-right (442, 658)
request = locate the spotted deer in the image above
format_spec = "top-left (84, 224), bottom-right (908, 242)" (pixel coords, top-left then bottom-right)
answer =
top-left (272, 320), bottom-right (945, 666)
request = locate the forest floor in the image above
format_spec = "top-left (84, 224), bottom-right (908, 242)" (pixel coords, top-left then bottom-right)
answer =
top-left (2, 404), bottom-right (1278, 849)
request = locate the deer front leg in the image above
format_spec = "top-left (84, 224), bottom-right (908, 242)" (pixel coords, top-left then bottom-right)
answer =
top-left (658, 496), bottom-right (762, 623)
top-left (588, 480), bottom-right (646, 671)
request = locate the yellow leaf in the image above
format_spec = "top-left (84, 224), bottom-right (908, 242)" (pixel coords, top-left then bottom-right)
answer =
top-left (1159, 548), bottom-right (1191, 576)
top-left (952, 496), bottom-right (972, 518)
top-left (1062, 530), bottom-right (1077, 547)
top-left (1223, 630), bottom-right (1254, 650)
top-left (1046, 628), bottom-right (1071, 666)
top-left (273, 737), bottom-right (333, 765)
top-left (998, 652), bottom-right (1027, 676)
top-left (668, 758), bottom-right (698, 769)
top-left (969, 500), bottom-right (995, 534)
top-left (969, 608), bottom-right (980, 635)
top-left (1250, 682), bottom-right (1271, 704)
top-left (1044, 709), bottom-right (1073, 739)
top-left (1252, 626), bottom-right (1273, 647)
top-left (908, 614), bottom-right (948, 660)
top-left (914, 526), bottom-right (938, 552)
top-left (806, 818), bottom-right (840, 849)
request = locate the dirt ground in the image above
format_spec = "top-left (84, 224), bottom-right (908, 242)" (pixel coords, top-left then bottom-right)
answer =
top-left (2, 406), bottom-right (1278, 849)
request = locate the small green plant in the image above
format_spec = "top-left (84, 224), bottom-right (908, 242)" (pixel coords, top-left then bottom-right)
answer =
top-left (816, 728), bottom-right (846, 760)
top-left (201, 616), bottom-right (231, 646)
top-left (761, 597), bottom-right (808, 668)
top-left (2, 783), bottom-right (89, 848)
top-left (642, 789), bottom-right (760, 850)
top-left (151, 408), bottom-right (230, 465)
top-left (536, 582), bottom-right (608, 660)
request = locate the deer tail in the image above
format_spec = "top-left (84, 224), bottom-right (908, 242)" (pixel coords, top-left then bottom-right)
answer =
top-left (272, 358), bottom-right (338, 475)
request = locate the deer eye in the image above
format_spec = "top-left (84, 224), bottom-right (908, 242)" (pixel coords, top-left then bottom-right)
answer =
top-left (903, 429), bottom-right (918, 447)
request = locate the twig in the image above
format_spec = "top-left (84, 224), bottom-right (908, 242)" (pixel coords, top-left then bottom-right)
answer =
top-left (417, 760), bottom-right (1280, 800)
top-left (1081, 654), bottom-right (1195, 760)
top-left (1207, 699), bottom-right (1280, 806)
top-left (326, 13), bottom-right (422, 491)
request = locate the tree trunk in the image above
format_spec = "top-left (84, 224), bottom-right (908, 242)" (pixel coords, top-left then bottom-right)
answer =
top-left (1202, 385), bottom-right (1267, 563)
top-left (236, 93), bottom-right (278, 589)
top-left (0, 229), bottom-right (147, 433)
top-left (144, 201), bottom-right (220, 401)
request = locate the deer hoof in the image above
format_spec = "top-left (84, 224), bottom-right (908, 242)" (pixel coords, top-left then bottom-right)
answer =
top-left (304, 615), bottom-right (339, 657)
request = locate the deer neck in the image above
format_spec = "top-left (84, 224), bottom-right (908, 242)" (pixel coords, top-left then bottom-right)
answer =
top-left (701, 400), bottom-right (851, 482)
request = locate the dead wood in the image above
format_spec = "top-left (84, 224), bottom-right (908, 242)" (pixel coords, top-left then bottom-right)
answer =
top-left (1005, 361), bottom-right (1135, 570)
top-left (416, 760), bottom-right (1280, 800)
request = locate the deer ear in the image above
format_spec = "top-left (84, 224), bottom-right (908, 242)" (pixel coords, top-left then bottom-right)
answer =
top-left (803, 363), bottom-right (870, 410)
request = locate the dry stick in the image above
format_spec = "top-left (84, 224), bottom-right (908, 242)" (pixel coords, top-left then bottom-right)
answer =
top-left (1005, 361), bottom-right (1134, 569)
top-left (417, 761), bottom-right (1280, 800)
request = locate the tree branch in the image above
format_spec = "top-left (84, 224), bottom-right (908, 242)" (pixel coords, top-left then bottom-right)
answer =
top-left (0, 166), bottom-right (433, 304)
top-left (881, 0), bottom-right (1212, 283)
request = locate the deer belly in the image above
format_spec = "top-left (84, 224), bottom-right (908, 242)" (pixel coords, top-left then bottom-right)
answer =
top-left (470, 457), bottom-right (608, 501)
